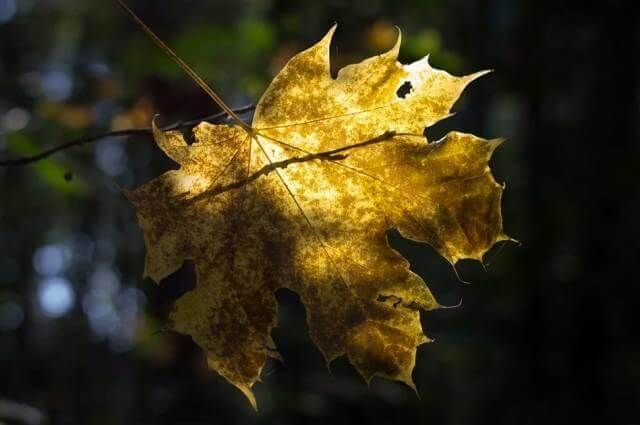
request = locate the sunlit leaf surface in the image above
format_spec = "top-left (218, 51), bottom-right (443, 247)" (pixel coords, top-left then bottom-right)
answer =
top-left (126, 26), bottom-right (508, 409)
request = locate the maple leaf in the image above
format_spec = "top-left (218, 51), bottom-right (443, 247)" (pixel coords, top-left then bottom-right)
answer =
top-left (125, 26), bottom-right (508, 409)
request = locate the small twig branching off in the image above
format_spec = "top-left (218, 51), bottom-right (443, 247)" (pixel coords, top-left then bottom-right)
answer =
top-left (0, 104), bottom-right (255, 167)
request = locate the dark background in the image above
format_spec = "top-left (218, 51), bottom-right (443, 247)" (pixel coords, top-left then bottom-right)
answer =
top-left (1, 0), bottom-right (638, 424)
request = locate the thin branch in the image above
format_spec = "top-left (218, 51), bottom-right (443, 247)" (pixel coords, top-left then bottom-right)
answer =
top-left (188, 131), bottom-right (396, 203)
top-left (0, 104), bottom-right (255, 167)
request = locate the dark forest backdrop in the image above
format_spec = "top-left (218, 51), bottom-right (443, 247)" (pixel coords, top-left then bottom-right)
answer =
top-left (1, 0), bottom-right (638, 424)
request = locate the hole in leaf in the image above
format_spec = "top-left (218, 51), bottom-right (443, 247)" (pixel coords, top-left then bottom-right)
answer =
top-left (396, 81), bottom-right (413, 99)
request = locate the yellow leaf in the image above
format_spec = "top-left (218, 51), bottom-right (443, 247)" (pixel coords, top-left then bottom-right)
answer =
top-left (125, 26), bottom-right (508, 409)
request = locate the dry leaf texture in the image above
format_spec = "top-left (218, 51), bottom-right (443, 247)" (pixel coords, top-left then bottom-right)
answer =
top-left (126, 26), bottom-right (508, 409)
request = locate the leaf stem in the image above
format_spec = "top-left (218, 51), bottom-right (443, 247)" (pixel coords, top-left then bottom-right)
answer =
top-left (111, 0), bottom-right (252, 131)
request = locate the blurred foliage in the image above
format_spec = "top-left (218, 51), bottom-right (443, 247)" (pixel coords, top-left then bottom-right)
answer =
top-left (6, 132), bottom-right (86, 196)
top-left (0, 0), bottom-right (639, 424)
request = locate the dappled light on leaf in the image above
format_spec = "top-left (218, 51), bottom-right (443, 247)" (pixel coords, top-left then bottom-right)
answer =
top-left (126, 26), bottom-right (508, 409)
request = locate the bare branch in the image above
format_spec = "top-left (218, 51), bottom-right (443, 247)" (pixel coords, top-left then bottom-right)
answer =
top-left (188, 131), bottom-right (397, 203)
top-left (0, 104), bottom-right (255, 167)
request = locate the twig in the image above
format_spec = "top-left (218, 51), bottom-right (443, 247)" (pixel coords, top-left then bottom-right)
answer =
top-left (188, 131), bottom-right (397, 203)
top-left (0, 104), bottom-right (255, 167)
